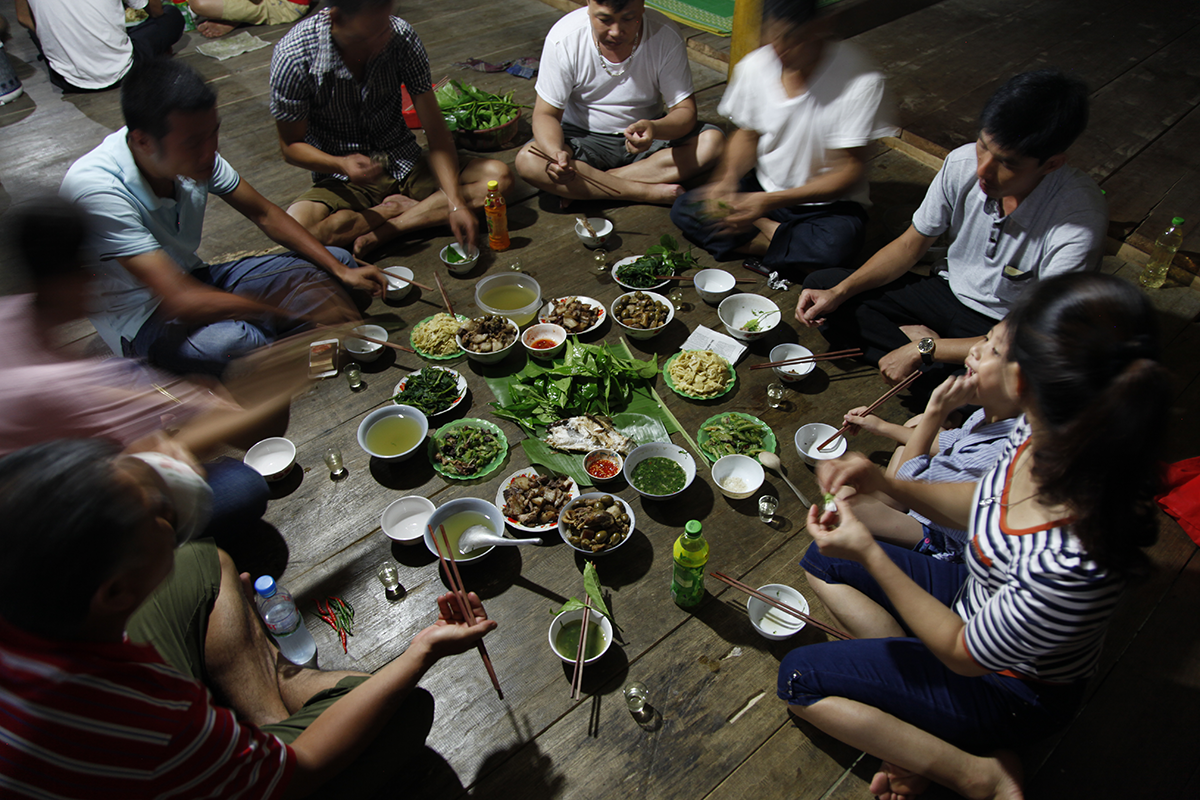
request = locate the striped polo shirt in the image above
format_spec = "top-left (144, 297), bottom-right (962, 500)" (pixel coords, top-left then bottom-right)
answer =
top-left (955, 416), bottom-right (1125, 682)
top-left (0, 617), bottom-right (293, 798)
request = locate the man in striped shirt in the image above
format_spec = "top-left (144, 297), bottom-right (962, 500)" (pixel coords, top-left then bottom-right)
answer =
top-left (0, 439), bottom-right (496, 799)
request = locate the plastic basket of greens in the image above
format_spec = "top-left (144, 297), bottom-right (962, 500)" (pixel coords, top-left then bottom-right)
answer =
top-left (437, 79), bottom-right (525, 151)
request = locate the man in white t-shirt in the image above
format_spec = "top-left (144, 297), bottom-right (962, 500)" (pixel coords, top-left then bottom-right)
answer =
top-left (15, 0), bottom-right (183, 92)
top-left (670, 0), bottom-right (895, 279)
top-left (514, 0), bottom-right (724, 206)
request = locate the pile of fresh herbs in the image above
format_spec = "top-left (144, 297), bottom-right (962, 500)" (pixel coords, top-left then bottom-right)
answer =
top-left (436, 79), bottom-right (525, 132)
top-left (491, 339), bottom-right (658, 433)
top-left (615, 234), bottom-right (701, 288)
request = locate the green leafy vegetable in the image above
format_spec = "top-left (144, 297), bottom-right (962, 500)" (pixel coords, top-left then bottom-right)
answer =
top-left (436, 79), bottom-right (527, 132)
top-left (392, 368), bottom-right (460, 415)
top-left (491, 338), bottom-right (658, 433)
top-left (741, 309), bottom-right (780, 332)
top-left (554, 562), bottom-right (617, 627)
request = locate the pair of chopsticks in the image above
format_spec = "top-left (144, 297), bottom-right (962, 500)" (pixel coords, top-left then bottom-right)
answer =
top-left (353, 333), bottom-right (416, 355)
top-left (750, 348), bottom-right (864, 371)
top-left (710, 571), bottom-right (852, 641)
top-left (434, 273), bottom-right (455, 317)
top-left (354, 256), bottom-right (435, 293)
top-left (430, 524), bottom-right (504, 699)
top-left (653, 275), bottom-right (758, 284)
top-left (817, 369), bottom-right (922, 451)
top-left (570, 596), bottom-right (593, 700)
top-left (528, 145), bottom-right (620, 197)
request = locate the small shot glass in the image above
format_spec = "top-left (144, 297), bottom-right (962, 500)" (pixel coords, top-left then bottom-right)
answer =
top-left (344, 362), bottom-right (363, 390)
top-left (758, 494), bottom-right (779, 523)
top-left (377, 562), bottom-right (403, 598)
top-left (623, 681), bottom-right (650, 718)
top-left (593, 248), bottom-right (609, 271)
top-left (766, 382), bottom-right (785, 409)
top-left (323, 446), bottom-right (347, 479)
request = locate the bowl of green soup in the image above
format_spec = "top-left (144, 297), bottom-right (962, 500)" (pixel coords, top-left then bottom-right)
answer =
top-left (623, 442), bottom-right (696, 499)
top-left (357, 405), bottom-right (429, 462)
top-left (548, 607), bottom-right (613, 664)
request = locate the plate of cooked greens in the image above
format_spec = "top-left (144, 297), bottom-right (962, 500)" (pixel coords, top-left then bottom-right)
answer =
top-left (429, 418), bottom-right (508, 480)
top-left (696, 412), bottom-right (776, 463)
top-left (392, 367), bottom-right (468, 416)
top-left (611, 256), bottom-right (672, 293)
top-left (662, 350), bottom-right (736, 401)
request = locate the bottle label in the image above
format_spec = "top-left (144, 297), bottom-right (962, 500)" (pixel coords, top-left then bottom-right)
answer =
top-left (671, 562), bottom-right (705, 607)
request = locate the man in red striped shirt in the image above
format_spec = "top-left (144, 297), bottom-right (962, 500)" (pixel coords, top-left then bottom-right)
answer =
top-left (0, 439), bottom-right (496, 799)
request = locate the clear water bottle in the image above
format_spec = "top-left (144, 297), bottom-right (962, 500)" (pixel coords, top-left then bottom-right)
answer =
top-left (254, 576), bottom-right (317, 665)
top-left (1138, 216), bottom-right (1185, 289)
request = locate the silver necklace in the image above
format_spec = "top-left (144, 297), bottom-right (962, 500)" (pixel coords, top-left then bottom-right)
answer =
top-left (594, 23), bottom-right (642, 78)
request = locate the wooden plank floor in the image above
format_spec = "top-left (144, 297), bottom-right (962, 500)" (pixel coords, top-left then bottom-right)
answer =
top-left (1, 1), bottom-right (1199, 798)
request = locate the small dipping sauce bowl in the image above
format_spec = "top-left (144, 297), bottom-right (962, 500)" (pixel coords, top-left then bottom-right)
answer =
top-left (584, 448), bottom-right (624, 484)
top-left (521, 323), bottom-right (567, 359)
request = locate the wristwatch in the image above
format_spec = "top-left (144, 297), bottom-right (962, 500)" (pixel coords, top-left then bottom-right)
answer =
top-left (917, 337), bottom-right (936, 365)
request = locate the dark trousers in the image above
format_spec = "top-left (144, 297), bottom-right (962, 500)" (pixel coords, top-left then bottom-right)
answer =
top-left (33, 6), bottom-right (184, 93)
top-left (670, 172), bottom-right (868, 279)
top-left (803, 268), bottom-right (997, 369)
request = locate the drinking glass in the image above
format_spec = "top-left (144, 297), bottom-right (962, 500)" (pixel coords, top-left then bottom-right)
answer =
top-left (758, 495), bottom-right (779, 523)
top-left (668, 287), bottom-right (685, 306)
top-left (508, 258), bottom-right (523, 272)
top-left (766, 382), bottom-right (785, 409)
top-left (593, 248), bottom-right (609, 272)
top-left (623, 682), bottom-right (649, 716)
top-left (377, 562), bottom-right (400, 593)
top-left (323, 446), bottom-right (346, 478)
top-left (344, 362), bottom-right (363, 390)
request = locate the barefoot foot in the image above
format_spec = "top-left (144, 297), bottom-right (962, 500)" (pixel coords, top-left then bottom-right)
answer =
top-left (353, 231), bottom-right (382, 258)
top-left (868, 761), bottom-right (931, 800)
top-left (197, 19), bottom-right (239, 38)
top-left (645, 183), bottom-right (685, 205)
top-left (378, 194), bottom-right (419, 218)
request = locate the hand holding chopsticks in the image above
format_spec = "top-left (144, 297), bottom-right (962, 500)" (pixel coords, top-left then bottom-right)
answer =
top-left (431, 525), bottom-right (504, 698)
top-left (750, 348), bottom-right (863, 370)
top-left (528, 145), bottom-right (621, 197)
top-left (817, 369), bottom-right (922, 451)
top-left (710, 571), bottom-right (852, 641)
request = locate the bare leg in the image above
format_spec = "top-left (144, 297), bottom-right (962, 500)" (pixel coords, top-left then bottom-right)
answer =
top-left (803, 569), bottom-right (905, 639)
top-left (608, 128), bottom-right (725, 185)
top-left (188, 0), bottom-right (238, 37)
top-left (287, 196), bottom-right (417, 249)
top-left (791, 696), bottom-right (1025, 800)
top-left (352, 158), bottom-right (511, 256)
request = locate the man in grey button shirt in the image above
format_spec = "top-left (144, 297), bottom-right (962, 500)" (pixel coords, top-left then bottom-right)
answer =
top-left (795, 70), bottom-right (1106, 385)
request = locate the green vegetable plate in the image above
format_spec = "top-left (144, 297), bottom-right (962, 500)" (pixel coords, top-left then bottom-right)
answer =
top-left (662, 351), bottom-right (737, 401)
top-left (611, 256), bottom-right (672, 292)
top-left (696, 412), bottom-right (776, 463)
top-left (392, 367), bottom-right (468, 416)
top-left (410, 314), bottom-right (469, 360)
top-left (429, 418), bottom-right (509, 480)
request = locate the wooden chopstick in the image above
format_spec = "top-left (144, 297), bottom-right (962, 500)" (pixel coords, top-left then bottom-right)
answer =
top-left (576, 214), bottom-right (598, 238)
top-left (528, 145), bottom-right (620, 196)
top-left (653, 275), bottom-right (758, 284)
top-left (387, 274), bottom-right (435, 292)
top-left (570, 597), bottom-right (592, 700)
top-left (352, 333), bottom-right (417, 354)
top-left (434, 273), bottom-right (455, 317)
top-left (750, 348), bottom-right (863, 370)
top-left (710, 571), bottom-right (852, 641)
top-left (817, 369), bottom-right (922, 451)
top-left (431, 525), bottom-right (504, 699)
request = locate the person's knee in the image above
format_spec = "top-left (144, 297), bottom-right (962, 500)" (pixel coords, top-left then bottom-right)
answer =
top-left (478, 159), bottom-right (515, 194)
top-left (327, 246), bottom-right (355, 268)
top-left (803, 267), bottom-right (852, 292)
top-left (159, 4), bottom-right (186, 39)
top-left (513, 145), bottom-right (542, 182)
top-left (183, 321), bottom-right (270, 371)
top-left (697, 128), bottom-right (725, 165)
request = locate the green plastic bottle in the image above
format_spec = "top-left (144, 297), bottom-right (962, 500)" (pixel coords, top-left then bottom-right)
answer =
top-left (1138, 216), bottom-right (1185, 289)
top-left (671, 520), bottom-right (708, 608)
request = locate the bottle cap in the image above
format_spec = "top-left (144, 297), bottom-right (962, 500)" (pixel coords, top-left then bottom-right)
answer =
top-left (685, 520), bottom-right (702, 535)
top-left (1172, 217), bottom-right (1185, 226)
top-left (253, 575), bottom-right (277, 598)
top-left (487, 180), bottom-right (499, 190)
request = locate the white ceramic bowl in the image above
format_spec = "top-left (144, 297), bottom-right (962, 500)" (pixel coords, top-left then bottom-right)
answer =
top-left (611, 291), bottom-right (674, 341)
top-left (439, 243), bottom-right (479, 275)
top-left (549, 607), bottom-right (614, 664)
top-left (584, 448), bottom-right (624, 484)
top-left (381, 495), bottom-right (436, 543)
top-left (243, 437), bottom-right (296, 481)
top-left (794, 423), bottom-right (847, 466)
top-left (694, 268), bottom-right (736, 304)
top-left (356, 404), bottom-right (429, 462)
top-left (344, 324), bottom-right (387, 362)
top-left (423, 497), bottom-right (503, 563)
top-left (747, 583), bottom-right (809, 640)
top-left (558, 492), bottom-right (636, 556)
top-left (711, 454), bottom-right (766, 500)
top-left (383, 266), bottom-right (415, 301)
top-left (769, 343), bottom-right (815, 383)
top-left (475, 273), bottom-right (542, 327)
top-left (573, 217), bottom-right (614, 249)
top-left (718, 294), bottom-right (781, 342)
top-left (456, 316), bottom-right (520, 365)
top-left (611, 256), bottom-right (671, 293)
top-left (623, 442), bottom-right (696, 499)
top-left (521, 323), bottom-right (567, 359)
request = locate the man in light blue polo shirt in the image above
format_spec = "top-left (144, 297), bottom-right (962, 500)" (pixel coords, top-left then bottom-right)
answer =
top-left (61, 58), bottom-right (386, 377)
top-left (795, 70), bottom-right (1106, 386)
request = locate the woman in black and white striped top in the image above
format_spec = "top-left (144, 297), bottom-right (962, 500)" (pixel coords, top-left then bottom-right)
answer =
top-left (780, 273), bottom-right (1172, 800)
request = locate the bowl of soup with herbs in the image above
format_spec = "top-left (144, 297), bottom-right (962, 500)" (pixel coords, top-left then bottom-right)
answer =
top-left (357, 404), bottom-right (429, 462)
top-left (548, 606), bottom-right (613, 664)
top-left (622, 442), bottom-right (696, 499)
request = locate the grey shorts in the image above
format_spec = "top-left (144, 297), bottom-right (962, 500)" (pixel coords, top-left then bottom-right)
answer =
top-left (562, 120), bottom-right (721, 171)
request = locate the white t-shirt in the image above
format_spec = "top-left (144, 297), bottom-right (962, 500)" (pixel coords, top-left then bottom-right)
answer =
top-left (27, 0), bottom-right (137, 90)
top-left (535, 7), bottom-right (694, 134)
top-left (719, 41), bottom-right (896, 205)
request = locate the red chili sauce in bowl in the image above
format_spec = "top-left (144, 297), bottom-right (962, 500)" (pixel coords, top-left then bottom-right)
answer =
top-left (531, 338), bottom-right (559, 349)
top-left (586, 457), bottom-right (620, 480)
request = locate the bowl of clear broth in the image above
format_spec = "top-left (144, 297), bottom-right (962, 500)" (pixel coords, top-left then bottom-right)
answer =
top-left (622, 442), bottom-right (696, 499)
top-left (548, 606), bottom-right (613, 664)
top-left (357, 405), bottom-right (429, 462)
top-left (423, 497), bottom-right (503, 563)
